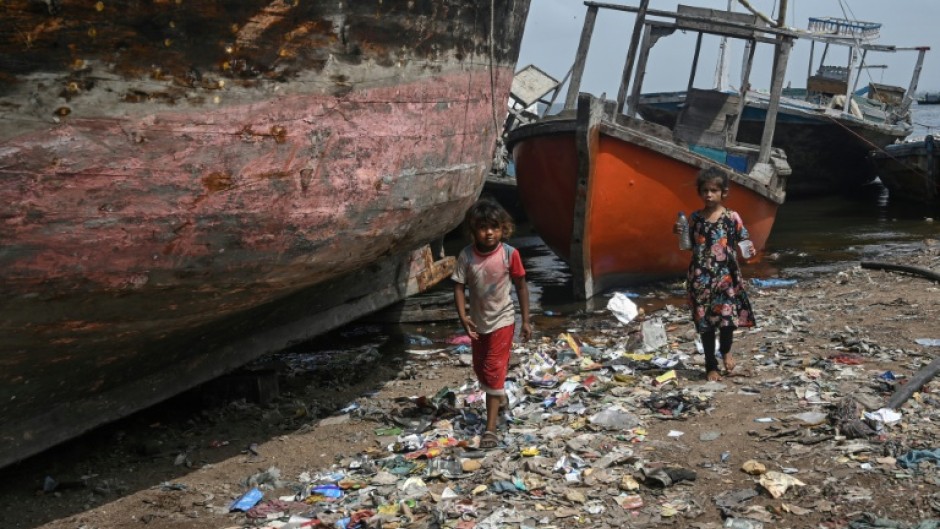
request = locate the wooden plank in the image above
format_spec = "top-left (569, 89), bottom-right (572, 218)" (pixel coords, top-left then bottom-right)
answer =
top-left (565, 6), bottom-right (599, 111)
top-left (676, 5), bottom-right (760, 38)
top-left (570, 94), bottom-right (605, 299)
top-left (615, 0), bottom-right (651, 114)
top-left (759, 37), bottom-right (793, 163)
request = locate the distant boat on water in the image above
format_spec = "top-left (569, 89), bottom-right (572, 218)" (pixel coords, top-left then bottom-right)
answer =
top-left (870, 135), bottom-right (939, 203)
top-left (637, 16), bottom-right (929, 197)
top-left (918, 92), bottom-right (940, 105)
top-left (507, 1), bottom-right (793, 298)
top-left (0, 0), bottom-right (531, 468)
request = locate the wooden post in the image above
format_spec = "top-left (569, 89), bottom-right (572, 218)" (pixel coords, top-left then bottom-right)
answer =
top-left (849, 48), bottom-right (868, 106)
top-left (842, 45), bottom-right (857, 117)
top-left (885, 356), bottom-right (940, 410)
top-left (728, 40), bottom-right (756, 144)
top-left (627, 24), bottom-right (674, 118)
top-left (807, 40), bottom-right (815, 85)
top-left (686, 32), bottom-right (703, 93)
top-left (896, 47), bottom-right (929, 121)
top-left (758, 0), bottom-right (791, 163)
top-left (571, 93), bottom-right (604, 299)
top-left (615, 0), bottom-right (651, 115)
top-left (564, 6), bottom-right (599, 111)
top-left (758, 37), bottom-right (792, 163)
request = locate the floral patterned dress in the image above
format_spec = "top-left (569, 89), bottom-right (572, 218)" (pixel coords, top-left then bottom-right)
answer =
top-left (686, 208), bottom-right (756, 333)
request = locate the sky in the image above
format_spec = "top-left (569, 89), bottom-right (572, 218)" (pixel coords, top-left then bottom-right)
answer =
top-left (515, 0), bottom-right (940, 99)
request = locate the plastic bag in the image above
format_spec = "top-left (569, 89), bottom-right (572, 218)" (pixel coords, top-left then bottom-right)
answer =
top-left (607, 292), bottom-right (638, 324)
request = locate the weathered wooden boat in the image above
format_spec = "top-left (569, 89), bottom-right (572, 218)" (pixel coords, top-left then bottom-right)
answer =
top-left (0, 0), bottom-right (530, 467)
top-left (638, 17), bottom-right (929, 197)
top-left (870, 135), bottom-right (940, 203)
top-left (917, 92), bottom-right (940, 105)
top-left (506, 1), bottom-right (793, 299)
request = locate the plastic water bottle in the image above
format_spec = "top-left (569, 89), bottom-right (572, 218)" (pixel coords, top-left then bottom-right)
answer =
top-left (676, 212), bottom-right (692, 250)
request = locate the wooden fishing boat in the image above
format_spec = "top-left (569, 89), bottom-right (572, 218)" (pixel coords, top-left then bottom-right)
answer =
top-left (507, 2), bottom-right (793, 299)
top-left (0, 0), bottom-right (530, 467)
top-left (870, 135), bottom-right (940, 203)
top-left (638, 17), bottom-right (929, 197)
top-left (917, 92), bottom-right (940, 105)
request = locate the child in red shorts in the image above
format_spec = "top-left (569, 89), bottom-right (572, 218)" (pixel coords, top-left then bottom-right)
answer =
top-left (452, 198), bottom-right (532, 449)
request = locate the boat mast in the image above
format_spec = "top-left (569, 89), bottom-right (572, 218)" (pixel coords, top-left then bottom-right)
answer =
top-left (757, 0), bottom-right (789, 163)
top-left (714, 0), bottom-right (732, 91)
top-left (564, 6), bottom-right (599, 111)
top-left (894, 46), bottom-right (930, 123)
top-left (616, 0), bottom-right (651, 115)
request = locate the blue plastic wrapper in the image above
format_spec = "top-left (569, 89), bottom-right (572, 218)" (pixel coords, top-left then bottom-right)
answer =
top-left (229, 487), bottom-right (263, 512)
top-left (312, 483), bottom-right (343, 499)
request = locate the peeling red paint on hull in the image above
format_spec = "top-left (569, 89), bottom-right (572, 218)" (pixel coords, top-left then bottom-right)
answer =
top-left (0, 0), bottom-right (531, 467)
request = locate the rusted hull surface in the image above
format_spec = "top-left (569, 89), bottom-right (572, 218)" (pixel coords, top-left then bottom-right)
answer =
top-left (513, 132), bottom-right (778, 288)
top-left (0, 0), bottom-right (531, 465)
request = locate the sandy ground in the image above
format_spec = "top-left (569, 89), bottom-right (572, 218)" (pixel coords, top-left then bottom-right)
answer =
top-left (0, 245), bottom-right (938, 529)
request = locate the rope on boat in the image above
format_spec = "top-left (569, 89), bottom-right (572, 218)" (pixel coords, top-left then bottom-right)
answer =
top-left (860, 261), bottom-right (940, 283)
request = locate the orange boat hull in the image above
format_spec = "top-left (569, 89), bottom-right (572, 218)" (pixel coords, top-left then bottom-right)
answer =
top-left (514, 131), bottom-right (779, 290)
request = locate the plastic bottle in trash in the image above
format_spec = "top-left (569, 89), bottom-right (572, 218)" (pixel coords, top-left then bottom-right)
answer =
top-left (676, 212), bottom-right (692, 250)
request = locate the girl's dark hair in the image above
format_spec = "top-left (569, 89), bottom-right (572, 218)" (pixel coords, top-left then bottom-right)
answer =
top-left (697, 167), bottom-right (729, 192)
top-left (464, 197), bottom-right (514, 240)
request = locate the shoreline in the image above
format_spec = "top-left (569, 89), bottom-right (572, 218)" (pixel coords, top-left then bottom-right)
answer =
top-left (0, 244), bottom-right (938, 529)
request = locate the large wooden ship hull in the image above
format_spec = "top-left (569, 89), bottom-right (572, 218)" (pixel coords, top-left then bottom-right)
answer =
top-left (0, 0), bottom-right (530, 467)
top-left (509, 100), bottom-right (784, 295)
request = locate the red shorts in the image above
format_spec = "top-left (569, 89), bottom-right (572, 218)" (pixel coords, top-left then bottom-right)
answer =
top-left (471, 324), bottom-right (515, 396)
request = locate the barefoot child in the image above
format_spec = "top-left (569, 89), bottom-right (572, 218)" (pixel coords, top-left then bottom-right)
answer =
top-left (452, 198), bottom-right (532, 448)
top-left (675, 168), bottom-right (756, 382)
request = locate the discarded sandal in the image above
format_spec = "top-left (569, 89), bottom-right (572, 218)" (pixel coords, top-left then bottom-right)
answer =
top-left (479, 431), bottom-right (499, 449)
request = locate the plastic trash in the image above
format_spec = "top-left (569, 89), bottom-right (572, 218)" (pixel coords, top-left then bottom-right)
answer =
top-left (751, 278), bottom-right (798, 288)
top-left (724, 518), bottom-right (764, 529)
top-left (863, 408), bottom-right (902, 426)
top-left (230, 488), bottom-right (263, 512)
top-left (750, 277), bottom-right (794, 288)
top-left (915, 338), bottom-right (940, 347)
top-left (404, 334), bottom-right (433, 345)
top-left (589, 406), bottom-right (640, 430)
top-left (444, 334), bottom-right (471, 346)
top-left (641, 319), bottom-right (668, 351)
top-left (676, 212), bottom-right (692, 250)
top-left (607, 292), bottom-right (638, 324)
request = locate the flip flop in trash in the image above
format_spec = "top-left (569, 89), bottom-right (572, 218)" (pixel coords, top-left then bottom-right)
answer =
top-left (479, 431), bottom-right (499, 449)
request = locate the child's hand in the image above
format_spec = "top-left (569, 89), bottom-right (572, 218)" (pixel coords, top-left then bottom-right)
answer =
top-left (461, 318), bottom-right (479, 340)
top-left (520, 321), bottom-right (533, 342)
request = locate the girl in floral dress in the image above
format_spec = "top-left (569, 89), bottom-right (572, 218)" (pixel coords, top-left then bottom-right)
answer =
top-left (677, 168), bottom-right (756, 381)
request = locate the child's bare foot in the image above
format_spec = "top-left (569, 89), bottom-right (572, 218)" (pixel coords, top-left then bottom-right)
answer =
top-left (706, 370), bottom-right (721, 382)
top-left (723, 353), bottom-right (736, 373)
